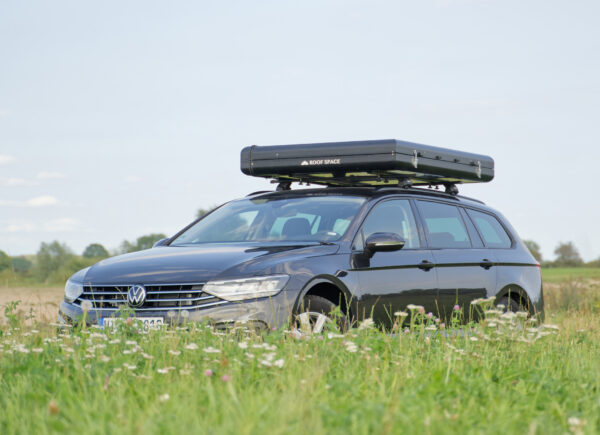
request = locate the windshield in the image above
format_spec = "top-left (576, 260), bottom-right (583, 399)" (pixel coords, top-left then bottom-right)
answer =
top-left (171, 195), bottom-right (366, 245)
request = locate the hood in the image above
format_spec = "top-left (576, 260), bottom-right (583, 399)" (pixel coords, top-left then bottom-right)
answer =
top-left (82, 243), bottom-right (338, 285)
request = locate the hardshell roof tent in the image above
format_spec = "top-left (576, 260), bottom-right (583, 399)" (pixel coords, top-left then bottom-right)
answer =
top-left (241, 139), bottom-right (494, 194)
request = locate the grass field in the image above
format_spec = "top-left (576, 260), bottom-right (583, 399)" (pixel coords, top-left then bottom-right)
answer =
top-left (1, 270), bottom-right (599, 434)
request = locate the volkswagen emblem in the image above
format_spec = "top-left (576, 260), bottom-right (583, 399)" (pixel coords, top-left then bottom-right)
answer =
top-left (127, 285), bottom-right (146, 308)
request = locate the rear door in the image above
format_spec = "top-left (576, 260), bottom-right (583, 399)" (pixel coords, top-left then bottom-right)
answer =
top-left (415, 200), bottom-right (496, 319)
top-left (352, 198), bottom-right (437, 327)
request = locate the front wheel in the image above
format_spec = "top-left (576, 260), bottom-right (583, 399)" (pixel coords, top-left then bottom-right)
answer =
top-left (294, 295), bottom-right (347, 334)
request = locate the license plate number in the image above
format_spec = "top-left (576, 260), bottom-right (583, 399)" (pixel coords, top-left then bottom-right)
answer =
top-left (101, 317), bottom-right (164, 330)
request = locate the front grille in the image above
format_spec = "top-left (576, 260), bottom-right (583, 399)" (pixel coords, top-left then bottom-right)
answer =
top-left (74, 283), bottom-right (228, 311)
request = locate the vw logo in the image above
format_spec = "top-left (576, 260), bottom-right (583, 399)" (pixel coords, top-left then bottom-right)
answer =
top-left (127, 285), bottom-right (146, 307)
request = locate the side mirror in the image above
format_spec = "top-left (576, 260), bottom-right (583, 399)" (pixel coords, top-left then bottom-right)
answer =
top-left (364, 232), bottom-right (405, 258)
top-left (153, 238), bottom-right (170, 248)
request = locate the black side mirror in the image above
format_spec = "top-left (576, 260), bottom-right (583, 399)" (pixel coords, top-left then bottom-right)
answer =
top-left (364, 232), bottom-right (405, 258)
top-left (153, 238), bottom-right (170, 248)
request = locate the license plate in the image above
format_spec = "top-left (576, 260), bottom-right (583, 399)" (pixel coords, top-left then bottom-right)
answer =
top-left (101, 317), bottom-right (164, 330)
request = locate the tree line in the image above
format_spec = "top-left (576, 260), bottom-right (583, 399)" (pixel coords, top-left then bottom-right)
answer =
top-left (523, 240), bottom-right (598, 268)
top-left (0, 233), bottom-right (166, 285)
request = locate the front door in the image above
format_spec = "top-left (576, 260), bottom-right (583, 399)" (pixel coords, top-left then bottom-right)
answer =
top-left (352, 199), bottom-right (438, 328)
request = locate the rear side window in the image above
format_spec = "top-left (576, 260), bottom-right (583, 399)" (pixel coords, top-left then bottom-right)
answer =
top-left (466, 209), bottom-right (512, 248)
top-left (417, 201), bottom-right (471, 249)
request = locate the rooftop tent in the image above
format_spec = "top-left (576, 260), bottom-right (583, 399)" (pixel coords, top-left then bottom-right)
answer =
top-left (240, 139), bottom-right (494, 189)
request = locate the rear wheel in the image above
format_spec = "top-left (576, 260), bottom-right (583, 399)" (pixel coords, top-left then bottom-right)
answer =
top-left (294, 295), bottom-right (347, 334)
top-left (497, 296), bottom-right (520, 313)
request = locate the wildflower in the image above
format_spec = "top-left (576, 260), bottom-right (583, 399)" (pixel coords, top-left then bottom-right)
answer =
top-left (453, 304), bottom-right (460, 311)
top-left (142, 353), bottom-right (153, 360)
top-left (238, 342), bottom-right (248, 349)
top-left (184, 343), bottom-right (198, 350)
top-left (81, 300), bottom-right (93, 312)
top-left (425, 325), bottom-right (437, 331)
top-left (327, 332), bottom-right (344, 338)
top-left (48, 400), bottom-right (59, 416)
top-left (273, 359), bottom-right (285, 368)
top-left (427, 312), bottom-right (433, 319)
top-left (358, 318), bottom-right (375, 331)
top-left (406, 304), bottom-right (424, 311)
top-left (394, 311), bottom-right (408, 317)
top-left (244, 352), bottom-right (255, 359)
top-left (157, 368), bottom-right (169, 374)
top-left (440, 323), bottom-right (446, 329)
top-left (221, 375), bottom-right (231, 382)
top-left (158, 394), bottom-right (170, 402)
top-left (125, 340), bottom-right (137, 346)
top-left (109, 339), bottom-right (121, 344)
top-left (203, 346), bottom-right (220, 354)
top-left (344, 341), bottom-right (358, 352)
top-left (123, 363), bottom-right (136, 370)
top-left (516, 311), bottom-right (528, 318)
top-left (204, 369), bottom-right (213, 377)
top-left (100, 355), bottom-right (110, 362)
top-left (541, 324), bottom-right (559, 331)
top-left (168, 350), bottom-right (181, 356)
top-left (180, 369), bottom-right (192, 375)
top-left (469, 336), bottom-right (478, 342)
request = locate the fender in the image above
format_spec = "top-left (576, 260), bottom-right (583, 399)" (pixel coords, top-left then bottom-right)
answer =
top-left (496, 284), bottom-right (533, 312)
top-left (293, 274), bottom-right (354, 314)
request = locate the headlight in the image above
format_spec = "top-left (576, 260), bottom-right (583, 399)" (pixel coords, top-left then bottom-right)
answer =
top-left (64, 279), bottom-right (84, 303)
top-left (202, 275), bottom-right (290, 302)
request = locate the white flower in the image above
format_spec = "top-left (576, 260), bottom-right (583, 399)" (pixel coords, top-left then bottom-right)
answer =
top-left (125, 340), bottom-right (137, 346)
top-left (394, 311), bottom-right (409, 317)
top-left (157, 368), bottom-right (169, 374)
top-left (32, 348), bottom-right (44, 353)
top-left (425, 325), bottom-right (437, 331)
top-left (185, 343), bottom-right (199, 350)
top-left (238, 342), bottom-right (248, 349)
top-left (541, 324), bottom-right (559, 331)
top-left (123, 363), bottom-right (136, 370)
top-left (469, 336), bottom-right (479, 342)
top-left (344, 341), bottom-right (358, 352)
top-left (81, 300), bottom-right (93, 312)
top-left (100, 355), bottom-right (110, 362)
top-left (358, 318), bottom-right (375, 331)
top-left (158, 394), bottom-right (170, 402)
top-left (406, 304), bottom-right (424, 311)
top-left (168, 350), bottom-right (181, 356)
top-left (273, 359), bottom-right (285, 368)
top-left (203, 346), bottom-right (220, 354)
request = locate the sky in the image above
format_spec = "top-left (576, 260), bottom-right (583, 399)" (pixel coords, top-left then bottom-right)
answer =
top-left (1, 0), bottom-right (599, 261)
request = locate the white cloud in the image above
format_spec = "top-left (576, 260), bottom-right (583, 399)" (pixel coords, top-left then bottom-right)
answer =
top-left (124, 175), bottom-right (142, 183)
top-left (1, 222), bottom-right (37, 233)
top-left (37, 171), bottom-right (66, 180)
top-left (27, 195), bottom-right (59, 207)
top-left (42, 217), bottom-right (81, 232)
top-left (0, 155), bottom-right (16, 165)
top-left (0, 177), bottom-right (39, 187)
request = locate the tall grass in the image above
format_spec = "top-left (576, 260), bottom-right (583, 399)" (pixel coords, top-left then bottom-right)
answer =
top-left (1, 294), bottom-right (599, 434)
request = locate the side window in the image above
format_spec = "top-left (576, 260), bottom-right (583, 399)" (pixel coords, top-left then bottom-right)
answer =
top-left (354, 199), bottom-right (420, 250)
top-left (466, 209), bottom-right (512, 248)
top-left (417, 201), bottom-right (472, 249)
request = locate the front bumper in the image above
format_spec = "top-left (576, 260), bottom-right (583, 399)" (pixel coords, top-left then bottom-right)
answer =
top-left (58, 291), bottom-right (297, 330)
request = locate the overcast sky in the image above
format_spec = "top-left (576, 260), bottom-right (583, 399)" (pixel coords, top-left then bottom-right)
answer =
top-left (1, 0), bottom-right (599, 261)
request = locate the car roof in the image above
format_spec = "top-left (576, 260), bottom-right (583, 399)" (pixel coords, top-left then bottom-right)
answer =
top-left (245, 186), bottom-right (485, 206)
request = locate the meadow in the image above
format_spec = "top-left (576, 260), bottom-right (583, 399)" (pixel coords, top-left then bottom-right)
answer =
top-left (0, 270), bottom-right (598, 434)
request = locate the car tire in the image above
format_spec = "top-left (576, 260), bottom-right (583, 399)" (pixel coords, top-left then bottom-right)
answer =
top-left (497, 296), bottom-right (521, 313)
top-left (294, 295), bottom-right (348, 334)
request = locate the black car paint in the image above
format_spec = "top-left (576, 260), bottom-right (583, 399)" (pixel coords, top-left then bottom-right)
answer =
top-left (59, 188), bottom-right (543, 327)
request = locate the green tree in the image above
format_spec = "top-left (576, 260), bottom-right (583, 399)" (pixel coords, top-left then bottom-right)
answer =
top-left (35, 241), bottom-right (74, 281)
top-left (196, 206), bottom-right (217, 219)
top-left (0, 250), bottom-right (10, 272)
top-left (120, 233), bottom-right (167, 253)
top-left (82, 243), bottom-right (109, 258)
top-left (554, 241), bottom-right (583, 267)
top-left (10, 256), bottom-right (33, 273)
top-left (523, 240), bottom-right (543, 263)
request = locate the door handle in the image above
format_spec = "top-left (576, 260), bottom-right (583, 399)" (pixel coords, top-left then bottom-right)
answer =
top-left (480, 259), bottom-right (493, 269)
top-left (418, 260), bottom-right (434, 271)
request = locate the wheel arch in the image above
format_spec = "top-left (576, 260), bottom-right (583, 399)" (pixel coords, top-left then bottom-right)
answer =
top-left (497, 284), bottom-right (533, 313)
top-left (295, 275), bottom-right (354, 317)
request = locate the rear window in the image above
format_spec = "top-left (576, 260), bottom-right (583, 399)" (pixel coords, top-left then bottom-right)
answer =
top-left (466, 209), bottom-right (512, 248)
top-left (416, 201), bottom-right (471, 249)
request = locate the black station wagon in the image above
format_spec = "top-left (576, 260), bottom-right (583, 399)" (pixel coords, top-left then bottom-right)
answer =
top-left (59, 140), bottom-right (543, 331)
